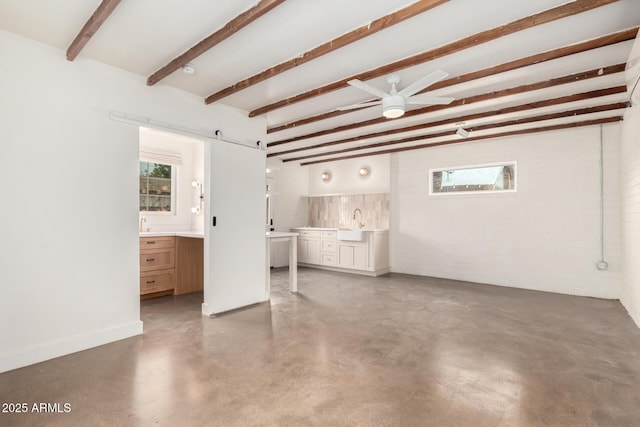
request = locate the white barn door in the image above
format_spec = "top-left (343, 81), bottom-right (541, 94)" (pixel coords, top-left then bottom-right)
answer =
top-left (202, 140), bottom-right (266, 315)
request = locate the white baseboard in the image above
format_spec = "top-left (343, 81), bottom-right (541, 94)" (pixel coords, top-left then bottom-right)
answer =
top-left (0, 321), bottom-right (143, 374)
top-left (298, 263), bottom-right (390, 277)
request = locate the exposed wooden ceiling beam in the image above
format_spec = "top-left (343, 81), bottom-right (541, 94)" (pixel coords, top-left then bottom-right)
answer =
top-left (66, 0), bottom-right (121, 61)
top-left (282, 102), bottom-right (626, 162)
top-left (249, 0), bottom-right (619, 117)
top-left (203, 0), bottom-right (449, 104)
top-left (147, 0), bottom-right (286, 86)
top-left (298, 117), bottom-right (623, 166)
top-left (268, 27), bottom-right (637, 133)
top-left (268, 86), bottom-right (627, 158)
top-left (268, 63), bottom-right (626, 147)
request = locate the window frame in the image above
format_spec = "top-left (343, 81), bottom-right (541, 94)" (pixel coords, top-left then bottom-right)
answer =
top-left (139, 160), bottom-right (178, 215)
top-left (429, 161), bottom-right (517, 196)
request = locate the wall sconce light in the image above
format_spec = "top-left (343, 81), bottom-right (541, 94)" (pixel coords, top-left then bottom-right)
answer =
top-left (359, 166), bottom-right (370, 177)
top-left (191, 180), bottom-right (204, 214)
top-left (321, 171), bottom-right (331, 182)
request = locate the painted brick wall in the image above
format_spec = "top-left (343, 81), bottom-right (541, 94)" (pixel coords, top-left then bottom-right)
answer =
top-left (391, 125), bottom-right (621, 298)
top-left (620, 106), bottom-right (640, 326)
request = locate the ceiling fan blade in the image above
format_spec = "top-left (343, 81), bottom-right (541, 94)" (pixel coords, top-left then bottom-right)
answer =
top-left (337, 100), bottom-right (382, 111)
top-left (398, 69), bottom-right (449, 98)
top-left (406, 95), bottom-right (455, 105)
top-left (347, 79), bottom-right (390, 99)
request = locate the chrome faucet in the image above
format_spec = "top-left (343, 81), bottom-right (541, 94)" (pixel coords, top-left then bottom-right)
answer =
top-left (139, 216), bottom-right (147, 232)
top-left (353, 208), bottom-right (364, 229)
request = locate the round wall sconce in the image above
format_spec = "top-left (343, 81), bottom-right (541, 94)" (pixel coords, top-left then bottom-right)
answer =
top-left (321, 171), bottom-right (331, 182)
top-left (359, 166), bottom-right (370, 177)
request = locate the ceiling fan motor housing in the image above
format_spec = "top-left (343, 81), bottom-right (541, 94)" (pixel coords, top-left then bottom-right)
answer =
top-left (383, 94), bottom-right (406, 118)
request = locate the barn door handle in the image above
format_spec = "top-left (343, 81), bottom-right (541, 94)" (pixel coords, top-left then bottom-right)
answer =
top-left (212, 216), bottom-right (217, 227)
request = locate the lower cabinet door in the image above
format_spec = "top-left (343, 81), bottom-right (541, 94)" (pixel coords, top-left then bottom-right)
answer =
top-left (338, 244), bottom-right (367, 270)
top-left (353, 245), bottom-right (367, 270)
top-left (297, 239), bottom-right (307, 263)
top-left (306, 239), bottom-right (321, 264)
top-left (338, 245), bottom-right (354, 268)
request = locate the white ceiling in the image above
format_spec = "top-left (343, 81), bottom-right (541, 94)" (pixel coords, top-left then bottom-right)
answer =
top-left (0, 0), bottom-right (638, 165)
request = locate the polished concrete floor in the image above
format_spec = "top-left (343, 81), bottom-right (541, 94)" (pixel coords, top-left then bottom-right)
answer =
top-left (2, 268), bottom-right (640, 426)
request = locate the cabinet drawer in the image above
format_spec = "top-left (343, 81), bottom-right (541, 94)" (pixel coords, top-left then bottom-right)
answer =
top-left (321, 253), bottom-right (337, 266)
top-left (139, 236), bottom-right (175, 249)
top-left (140, 270), bottom-right (174, 294)
top-left (140, 248), bottom-right (175, 271)
top-left (321, 231), bottom-right (337, 239)
top-left (297, 230), bottom-right (320, 238)
top-left (321, 240), bottom-right (336, 252)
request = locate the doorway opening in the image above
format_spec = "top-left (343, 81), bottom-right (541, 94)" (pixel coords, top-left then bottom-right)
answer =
top-left (138, 127), bottom-right (205, 304)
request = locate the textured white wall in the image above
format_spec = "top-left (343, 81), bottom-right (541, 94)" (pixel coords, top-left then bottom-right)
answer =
top-left (268, 160), bottom-right (309, 267)
top-left (390, 125), bottom-right (621, 298)
top-left (620, 106), bottom-right (640, 326)
top-left (308, 154), bottom-right (390, 196)
top-left (0, 29), bottom-right (265, 373)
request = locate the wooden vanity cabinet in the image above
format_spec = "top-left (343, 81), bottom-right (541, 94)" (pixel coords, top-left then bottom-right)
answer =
top-left (175, 237), bottom-right (204, 295)
top-left (140, 236), bottom-right (175, 297)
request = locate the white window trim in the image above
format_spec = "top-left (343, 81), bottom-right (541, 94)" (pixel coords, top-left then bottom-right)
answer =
top-left (139, 160), bottom-right (178, 215)
top-left (429, 161), bottom-right (517, 196)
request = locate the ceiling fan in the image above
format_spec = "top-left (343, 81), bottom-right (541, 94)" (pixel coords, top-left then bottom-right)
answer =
top-left (339, 70), bottom-right (455, 119)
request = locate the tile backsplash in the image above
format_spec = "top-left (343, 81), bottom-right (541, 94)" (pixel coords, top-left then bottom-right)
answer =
top-left (308, 193), bottom-right (389, 229)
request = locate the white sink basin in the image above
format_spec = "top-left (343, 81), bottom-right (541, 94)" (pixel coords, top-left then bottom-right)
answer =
top-left (337, 228), bottom-right (364, 241)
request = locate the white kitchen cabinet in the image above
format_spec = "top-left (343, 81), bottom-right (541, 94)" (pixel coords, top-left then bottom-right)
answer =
top-left (320, 230), bottom-right (337, 266)
top-left (291, 228), bottom-right (389, 276)
top-left (337, 242), bottom-right (367, 270)
top-left (297, 230), bottom-right (320, 264)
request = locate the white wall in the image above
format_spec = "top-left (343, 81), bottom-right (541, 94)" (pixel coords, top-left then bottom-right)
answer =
top-left (620, 106), bottom-right (640, 326)
top-left (268, 160), bottom-right (309, 267)
top-left (0, 29), bottom-right (265, 373)
top-left (139, 127), bottom-right (204, 233)
top-left (391, 125), bottom-right (622, 298)
top-left (308, 154), bottom-right (390, 196)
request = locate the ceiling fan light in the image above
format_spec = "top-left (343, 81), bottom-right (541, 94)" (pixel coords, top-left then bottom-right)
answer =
top-left (382, 95), bottom-right (406, 119)
top-left (383, 107), bottom-right (404, 119)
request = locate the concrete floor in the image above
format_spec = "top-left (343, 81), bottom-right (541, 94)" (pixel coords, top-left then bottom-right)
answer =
top-left (2, 268), bottom-right (640, 426)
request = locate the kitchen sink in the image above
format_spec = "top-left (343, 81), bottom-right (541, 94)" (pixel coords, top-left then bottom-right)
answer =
top-left (337, 228), bottom-right (364, 241)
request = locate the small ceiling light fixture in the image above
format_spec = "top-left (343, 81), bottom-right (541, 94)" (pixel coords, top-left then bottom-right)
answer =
top-left (455, 122), bottom-right (470, 138)
top-left (321, 171), bottom-right (331, 182)
top-left (181, 63), bottom-right (197, 75)
top-left (359, 166), bottom-right (370, 177)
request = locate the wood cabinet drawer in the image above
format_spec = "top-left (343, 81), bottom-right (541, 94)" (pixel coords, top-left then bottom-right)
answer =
top-left (140, 270), bottom-right (174, 294)
top-left (321, 231), bottom-right (337, 239)
top-left (140, 248), bottom-right (175, 271)
top-left (321, 253), bottom-right (337, 266)
top-left (139, 236), bottom-right (175, 249)
top-left (321, 240), bottom-right (336, 252)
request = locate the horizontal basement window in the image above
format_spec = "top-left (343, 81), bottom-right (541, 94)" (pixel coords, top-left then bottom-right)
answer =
top-left (430, 162), bottom-right (517, 195)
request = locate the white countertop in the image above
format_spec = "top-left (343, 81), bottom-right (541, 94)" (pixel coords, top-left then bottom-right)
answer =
top-left (291, 227), bottom-right (388, 232)
top-left (266, 231), bottom-right (299, 238)
top-left (139, 231), bottom-right (204, 238)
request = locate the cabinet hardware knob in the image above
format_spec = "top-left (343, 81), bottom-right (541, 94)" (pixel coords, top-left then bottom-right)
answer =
top-left (146, 258), bottom-right (155, 262)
